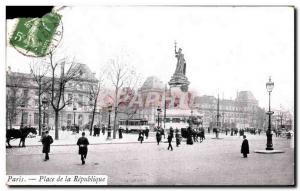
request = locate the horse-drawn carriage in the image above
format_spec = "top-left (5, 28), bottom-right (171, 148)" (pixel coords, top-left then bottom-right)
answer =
top-left (6, 127), bottom-right (37, 147)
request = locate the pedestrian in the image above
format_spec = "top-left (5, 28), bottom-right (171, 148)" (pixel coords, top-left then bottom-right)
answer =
top-left (170, 126), bottom-right (174, 138)
top-left (156, 129), bottom-right (162, 145)
top-left (241, 135), bottom-right (249, 158)
top-left (161, 128), bottom-right (165, 139)
top-left (145, 127), bottom-right (149, 139)
top-left (200, 128), bottom-right (205, 142)
top-left (77, 132), bottom-right (89, 165)
top-left (76, 125), bottom-right (80, 134)
top-left (42, 131), bottom-right (53, 161)
top-left (175, 128), bottom-right (181, 147)
top-left (102, 125), bottom-right (105, 135)
top-left (186, 126), bottom-right (193, 145)
top-left (193, 129), bottom-right (198, 142)
top-left (167, 133), bottom-right (173, 151)
top-left (138, 131), bottom-right (144, 144)
top-left (118, 128), bottom-right (123, 139)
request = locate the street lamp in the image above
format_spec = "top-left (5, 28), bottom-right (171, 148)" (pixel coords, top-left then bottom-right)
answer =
top-left (41, 97), bottom-right (48, 136)
top-left (29, 113), bottom-right (32, 127)
top-left (216, 94), bottom-right (221, 138)
top-left (157, 106), bottom-right (162, 127)
top-left (266, 76), bottom-right (274, 150)
top-left (20, 102), bottom-right (25, 128)
top-left (107, 105), bottom-right (112, 140)
top-left (42, 97), bottom-right (48, 126)
top-left (98, 108), bottom-right (102, 126)
top-left (73, 104), bottom-right (77, 127)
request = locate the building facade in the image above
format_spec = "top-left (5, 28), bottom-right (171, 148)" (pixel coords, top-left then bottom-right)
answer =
top-left (193, 91), bottom-right (266, 130)
top-left (6, 64), bottom-right (99, 129)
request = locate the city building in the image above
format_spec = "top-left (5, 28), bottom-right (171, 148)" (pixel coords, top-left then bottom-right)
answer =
top-left (193, 91), bottom-right (266, 130)
top-left (6, 64), bottom-right (99, 129)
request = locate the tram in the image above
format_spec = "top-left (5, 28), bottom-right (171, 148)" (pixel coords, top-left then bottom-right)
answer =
top-left (119, 119), bottom-right (150, 132)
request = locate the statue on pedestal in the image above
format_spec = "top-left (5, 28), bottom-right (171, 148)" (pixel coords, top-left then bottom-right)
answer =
top-left (174, 42), bottom-right (186, 76)
top-left (169, 41), bottom-right (190, 92)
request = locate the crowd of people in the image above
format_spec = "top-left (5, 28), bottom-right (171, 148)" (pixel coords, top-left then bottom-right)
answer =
top-left (39, 123), bottom-right (292, 165)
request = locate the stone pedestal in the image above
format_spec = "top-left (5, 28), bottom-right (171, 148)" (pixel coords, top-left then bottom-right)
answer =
top-left (169, 86), bottom-right (190, 110)
top-left (169, 73), bottom-right (190, 92)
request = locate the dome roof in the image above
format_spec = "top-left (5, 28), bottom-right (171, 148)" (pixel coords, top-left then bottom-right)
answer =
top-left (77, 63), bottom-right (97, 81)
top-left (141, 76), bottom-right (164, 90)
top-left (236, 91), bottom-right (257, 101)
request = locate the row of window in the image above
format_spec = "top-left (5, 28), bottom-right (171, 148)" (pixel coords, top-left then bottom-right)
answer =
top-left (11, 112), bottom-right (49, 125)
top-left (200, 104), bottom-right (257, 112)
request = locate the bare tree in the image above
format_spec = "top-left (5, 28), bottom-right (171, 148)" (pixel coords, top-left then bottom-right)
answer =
top-left (87, 70), bottom-right (106, 136)
top-left (6, 70), bottom-right (30, 129)
top-left (48, 52), bottom-right (82, 140)
top-left (29, 60), bottom-right (51, 135)
top-left (107, 57), bottom-right (141, 139)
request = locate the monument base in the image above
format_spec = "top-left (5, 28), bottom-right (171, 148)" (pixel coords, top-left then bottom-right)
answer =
top-left (169, 86), bottom-right (191, 110)
top-left (169, 73), bottom-right (190, 92)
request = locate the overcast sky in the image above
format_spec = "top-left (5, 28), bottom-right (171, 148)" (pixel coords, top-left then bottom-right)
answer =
top-left (6, 6), bottom-right (294, 111)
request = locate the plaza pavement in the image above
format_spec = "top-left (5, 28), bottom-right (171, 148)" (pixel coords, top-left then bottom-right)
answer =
top-left (7, 130), bottom-right (157, 147)
top-left (6, 132), bottom-right (294, 185)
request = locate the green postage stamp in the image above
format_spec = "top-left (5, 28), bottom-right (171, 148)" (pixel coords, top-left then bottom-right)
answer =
top-left (9, 11), bottom-right (63, 57)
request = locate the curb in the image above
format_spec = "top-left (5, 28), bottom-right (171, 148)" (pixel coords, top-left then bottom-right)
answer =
top-left (254, 150), bottom-right (285, 154)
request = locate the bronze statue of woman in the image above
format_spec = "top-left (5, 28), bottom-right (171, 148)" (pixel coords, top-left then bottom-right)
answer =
top-left (174, 42), bottom-right (186, 75)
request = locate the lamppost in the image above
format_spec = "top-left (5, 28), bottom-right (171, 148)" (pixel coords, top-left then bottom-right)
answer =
top-left (41, 97), bottom-right (48, 136)
top-left (216, 94), bottom-right (221, 138)
top-left (73, 105), bottom-right (77, 127)
top-left (20, 102), bottom-right (25, 128)
top-left (157, 106), bottom-right (162, 128)
top-left (98, 108), bottom-right (101, 126)
top-left (266, 76), bottom-right (274, 150)
top-left (29, 113), bottom-right (32, 127)
top-left (107, 105), bottom-right (112, 140)
top-left (42, 97), bottom-right (48, 126)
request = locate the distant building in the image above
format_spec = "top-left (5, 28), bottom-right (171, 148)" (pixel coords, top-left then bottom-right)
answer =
top-left (271, 109), bottom-right (293, 131)
top-left (193, 91), bottom-right (265, 130)
top-left (6, 64), bottom-right (99, 129)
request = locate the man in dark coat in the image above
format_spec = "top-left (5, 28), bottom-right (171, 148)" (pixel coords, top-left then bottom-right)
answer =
top-left (170, 127), bottom-right (174, 138)
top-left (102, 125), bottom-right (105, 135)
top-left (167, 133), bottom-right (173, 151)
top-left (42, 131), bottom-right (53, 161)
top-left (175, 128), bottom-right (181, 147)
top-left (241, 135), bottom-right (249, 158)
top-left (138, 131), bottom-right (144, 144)
top-left (77, 132), bottom-right (89, 165)
top-left (156, 128), bottom-right (162, 145)
top-left (118, 128), bottom-right (123, 139)
top-left (145, 128), bottom-right (149, 139)
top-left (186, 126), bottom-right (193, 145)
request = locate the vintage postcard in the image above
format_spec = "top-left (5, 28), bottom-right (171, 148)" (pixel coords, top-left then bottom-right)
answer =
top-left (5, 6), bottom-right (295, 186)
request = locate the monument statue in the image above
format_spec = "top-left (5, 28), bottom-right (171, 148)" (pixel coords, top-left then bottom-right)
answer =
top-left (174, 42), bottom-right (186, 75)
top-left (169, 41), bottom-right (190, 92)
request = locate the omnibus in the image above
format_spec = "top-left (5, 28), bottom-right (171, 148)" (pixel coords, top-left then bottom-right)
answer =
top-left (160, 109), bottom-right (203, 130)
top-left (119, 119), bottom-right (150, 132)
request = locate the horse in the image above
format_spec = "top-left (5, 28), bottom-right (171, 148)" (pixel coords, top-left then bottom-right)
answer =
top-left (6, 127), bottom-right (37, 148)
